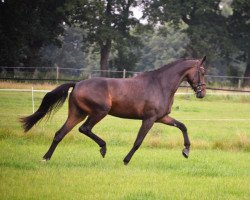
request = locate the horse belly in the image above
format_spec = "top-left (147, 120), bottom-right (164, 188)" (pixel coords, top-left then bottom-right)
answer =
top-left (109, 99), bottom-right (144, 119)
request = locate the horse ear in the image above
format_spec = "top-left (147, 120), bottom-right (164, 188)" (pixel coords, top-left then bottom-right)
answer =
top-left (200, 56), bottom-right (206, 65)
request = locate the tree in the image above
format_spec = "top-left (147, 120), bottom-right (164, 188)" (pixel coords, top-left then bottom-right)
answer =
top-left (136, 24), bottom-right (189, 71)
top-left (109, 40), bottom-right (141, 77)
top-left (143, 0), bottom-right (234, 60)
top-left (228, 0), bottom-right (250, 87)
top-left (40, 26), bottom-right (101, 79)
top-left (67, 0), bottom-right (142, 76)
top-left (41, 26), bottom-right (99, 69)
top-left (0, 0), bottom-right (67, 71)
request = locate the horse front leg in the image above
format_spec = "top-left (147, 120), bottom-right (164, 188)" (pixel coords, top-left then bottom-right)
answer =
top-left (123, 117), bottom-right (155, 165)
top-left (43, 115), bottom-right (83, 161)
top-left (157, 116), bottom-right (190, 158)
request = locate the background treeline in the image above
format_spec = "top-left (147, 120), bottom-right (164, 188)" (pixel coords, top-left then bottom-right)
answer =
top-left (0, 0), bottom-right (249, 86)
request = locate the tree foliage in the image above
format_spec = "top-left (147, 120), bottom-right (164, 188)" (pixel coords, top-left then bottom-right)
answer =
top-left (136, 24), bottom-right (189, 71)
top-left (0, 0), bottom-right (67, 68)
top-left (40, 26), bottom-right (99, 70)
top-left (228, 0), bottom-right (250, 86)
top-left (144, 0), bottom-right (233, 59)
top-left (66, 0), bottom-right (142, 76)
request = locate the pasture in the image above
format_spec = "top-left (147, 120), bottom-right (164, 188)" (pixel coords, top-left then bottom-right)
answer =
top-left (0, 82), bottom-right (250, 200)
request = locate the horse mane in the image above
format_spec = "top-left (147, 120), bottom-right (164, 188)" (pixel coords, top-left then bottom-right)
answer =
top-left (137, 58), bottom-right (194, 77)
top-left (155, 58), bottom-right (194, 72)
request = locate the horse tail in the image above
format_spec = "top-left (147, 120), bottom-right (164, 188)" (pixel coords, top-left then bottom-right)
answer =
top-left (20, 82), bottom-right (76, 132)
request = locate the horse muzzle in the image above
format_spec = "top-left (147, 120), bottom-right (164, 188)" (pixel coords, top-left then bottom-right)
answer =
top-left (194, 83), bottom-right (206, 98)
top-left (196, 90), bottom-right (206, 98)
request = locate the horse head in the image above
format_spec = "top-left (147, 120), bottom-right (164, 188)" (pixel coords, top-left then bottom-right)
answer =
top-left (186, 56), bottom-right (207, 98)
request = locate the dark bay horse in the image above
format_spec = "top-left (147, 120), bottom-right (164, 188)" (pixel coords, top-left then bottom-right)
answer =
top-left (21, 57), bottom-right (206, 165)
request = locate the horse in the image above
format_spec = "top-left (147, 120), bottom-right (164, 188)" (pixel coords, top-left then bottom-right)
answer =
top-left (20, 56), bottom-right (207, 165)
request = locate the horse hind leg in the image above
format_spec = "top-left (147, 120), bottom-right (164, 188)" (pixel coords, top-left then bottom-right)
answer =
top-left (42, 110), bottom-right (86, 161)
top-left (78, 112), bottom-right (107, 158)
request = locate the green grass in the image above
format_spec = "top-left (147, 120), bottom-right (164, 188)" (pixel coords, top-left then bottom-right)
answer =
top-left (0, 88), bottom-right (250, 200)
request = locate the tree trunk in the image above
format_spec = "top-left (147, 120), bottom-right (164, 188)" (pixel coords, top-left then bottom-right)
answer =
top-left (99, 0), bottom-right (112, 77)
top-left (242, 62), bottom-right (250, 87)
top-left (100, 40), bottom-right (111, 77)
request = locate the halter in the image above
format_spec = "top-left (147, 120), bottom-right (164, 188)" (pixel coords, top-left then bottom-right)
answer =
top-left (191, 61), bottom-right (206, 94)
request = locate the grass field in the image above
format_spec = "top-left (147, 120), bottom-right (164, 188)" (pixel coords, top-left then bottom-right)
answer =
top-left (0, 82), bottom-right (250, 199)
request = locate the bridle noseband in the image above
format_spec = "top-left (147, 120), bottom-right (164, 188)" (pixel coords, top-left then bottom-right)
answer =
top-left (191, 62), bottom-right (206, 94)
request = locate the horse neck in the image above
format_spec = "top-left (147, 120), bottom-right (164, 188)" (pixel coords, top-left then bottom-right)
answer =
top-left (155, 60), bottom-right (196, 94)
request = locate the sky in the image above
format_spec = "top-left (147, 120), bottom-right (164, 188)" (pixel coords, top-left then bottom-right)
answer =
top-left (131, 6), bottom-right (147, 24)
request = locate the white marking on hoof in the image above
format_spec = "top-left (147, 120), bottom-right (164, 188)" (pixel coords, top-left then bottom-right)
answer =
top-left (40, 158), bottom-right (48, 163)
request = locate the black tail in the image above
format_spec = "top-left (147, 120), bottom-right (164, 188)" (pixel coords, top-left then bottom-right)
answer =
top-left (20, 82), bottom-right (76, 132)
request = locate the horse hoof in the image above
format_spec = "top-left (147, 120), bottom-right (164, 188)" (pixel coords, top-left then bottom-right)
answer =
top-left (123, 160), bottom-right (129, 165)
top-left (182, 148), bottom-right (189, 158)
top-left (123, 158), bottom-right (130, 165)
top-left (41, 158), bottom-right (49, 162)
top-left (100, 146), bottom-right (106, 158)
